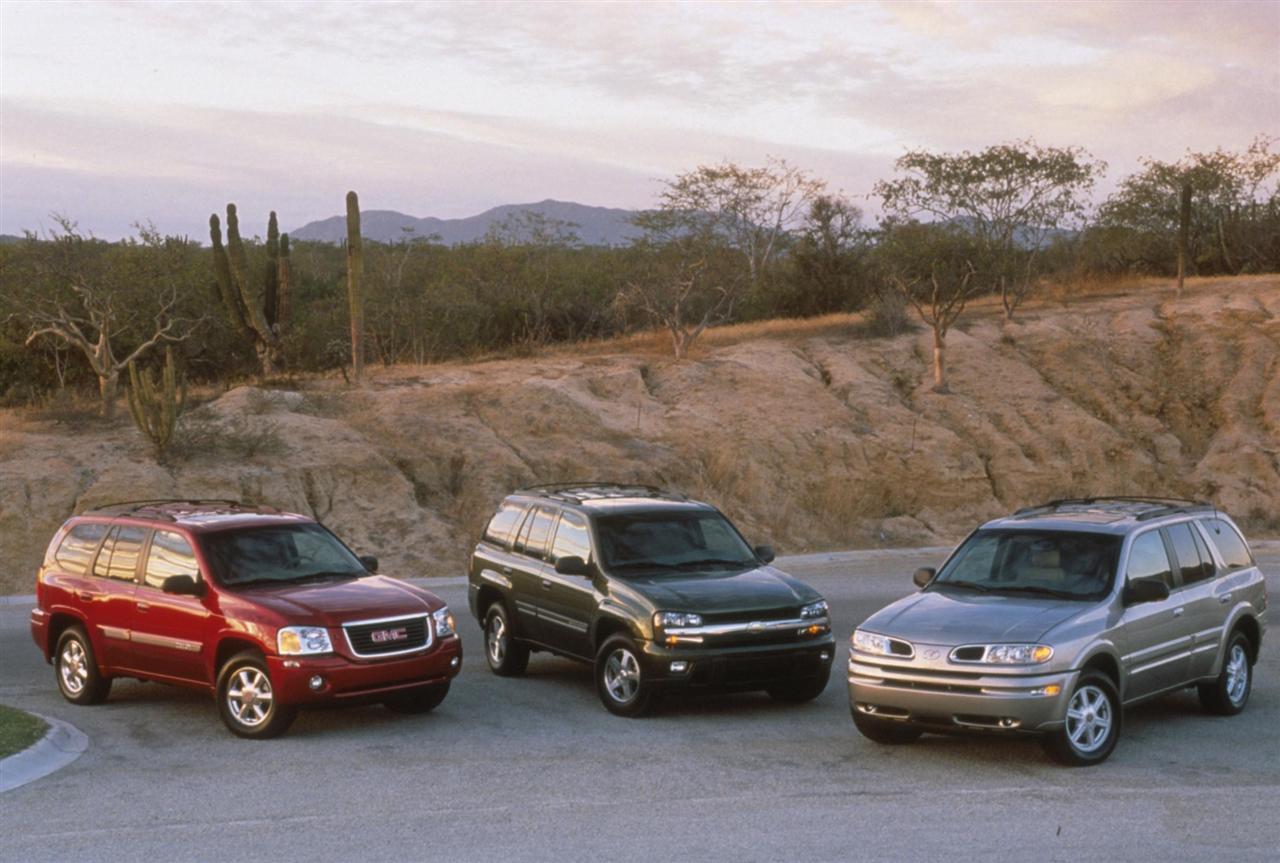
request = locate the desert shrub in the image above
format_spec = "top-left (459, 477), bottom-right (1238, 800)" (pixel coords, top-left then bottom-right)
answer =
top-left (859, 290), bottom-right (911, 338)
top-left (169, 412), bottom-right (286, 461)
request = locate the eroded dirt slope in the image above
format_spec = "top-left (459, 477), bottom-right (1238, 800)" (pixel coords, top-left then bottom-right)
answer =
top-left (1, 275), bottom-right (1276, 594)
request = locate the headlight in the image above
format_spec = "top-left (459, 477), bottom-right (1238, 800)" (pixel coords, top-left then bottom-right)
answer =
top-left (981, 644), bottom-right (1054, 664)
top-left (654, 611), bottom-right (703, 629)
top-left (433, 606), bottom-right (456, 639)
top-left (852, 628), bottom-right (892, 656)
top-left (801, 600), bottom-right (829, 619)
top-left (277, 626), bottom-right (333, 656)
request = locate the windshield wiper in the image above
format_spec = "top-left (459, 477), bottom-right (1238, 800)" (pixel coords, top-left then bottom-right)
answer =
top-left (290, 570), bottom-right (361, 584)
top-left (673, 558), bottom-right (754, 570)
top-left (935, 580), bottom-right (994, 593)
top-left (989, 585), bottom-right (1086, 599)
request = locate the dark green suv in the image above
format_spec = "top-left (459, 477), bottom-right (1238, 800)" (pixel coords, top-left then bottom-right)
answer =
top-left (467, 484), bottom-right (835, 716)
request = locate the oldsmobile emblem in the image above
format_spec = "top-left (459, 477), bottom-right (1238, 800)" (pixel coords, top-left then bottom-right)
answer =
top-left (371, 627), bottom-right (409, 643)
top-left (923, 648), bottom-right (941, 660)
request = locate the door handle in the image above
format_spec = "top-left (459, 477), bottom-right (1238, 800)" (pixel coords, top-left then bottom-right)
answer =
top-left (77, 591), bottom-right (93, 602)
top-left (541, 579), bottom-right (553, 591)
top-left (1219, 594), bottom-right (1231, 605)
top-left (137, 601), bottom-right (151, 613)
top-left (1173, 607), bottom-right (1184, 617)
top-left (501, 566), bottom-right (513, 575)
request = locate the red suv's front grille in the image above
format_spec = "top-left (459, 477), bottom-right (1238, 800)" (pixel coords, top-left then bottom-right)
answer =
top-left (343, 615), bottom-right (431, 658)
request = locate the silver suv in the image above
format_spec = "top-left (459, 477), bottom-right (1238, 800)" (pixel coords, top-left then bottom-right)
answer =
top-left (848, 498), bottom-right (1266, 765)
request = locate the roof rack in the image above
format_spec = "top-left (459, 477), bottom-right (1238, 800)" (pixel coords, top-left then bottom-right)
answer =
top-left (87, 499), bottom-right (280, 521)
top-left (516, 482), bottom-right (687, 504)
top-left (1013, 496), bottom-right (1215, 522)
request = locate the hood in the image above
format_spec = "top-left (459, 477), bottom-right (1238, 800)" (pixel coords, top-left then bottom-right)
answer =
top-left (861, 588), bottom-right (1087, 645)
top-left (622, 565), bottom-right (817, 614)
top-left (231, 575), bottom-right (437, 625)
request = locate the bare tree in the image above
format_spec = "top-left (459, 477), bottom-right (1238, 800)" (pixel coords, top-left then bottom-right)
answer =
top-left (19, 221), bottom-right (201, 416)
top-left (621, 254), bottom-right (732, 359)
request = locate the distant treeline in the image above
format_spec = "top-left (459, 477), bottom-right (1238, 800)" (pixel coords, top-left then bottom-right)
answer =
top-left (2, 136), bottom-right (1276, 403)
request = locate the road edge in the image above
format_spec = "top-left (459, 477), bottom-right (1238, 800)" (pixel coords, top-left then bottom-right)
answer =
top-left (0, 713), bottom-right (88, 793)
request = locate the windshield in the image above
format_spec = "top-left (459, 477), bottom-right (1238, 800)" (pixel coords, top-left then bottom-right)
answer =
top-left (596, 512), bottom-right (757, 573)
top-left (203, 523), bottom-right (367, 586)
top-left (932, 529), bottom-right (1120, 600)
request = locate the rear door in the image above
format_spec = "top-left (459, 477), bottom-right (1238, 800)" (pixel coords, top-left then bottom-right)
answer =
top-left (510, 504), bottom-right (558, 643)
top-left (537, 511), bottom-right (598, 658)
top-left (131, 529), bottom-right (211, 683)
top-left (88, 524), bottom-right (147, 671)
top-left (1118, 529), bottom-right (1190, 700)
top-left (1164, 521), bottom-right (1222, 681)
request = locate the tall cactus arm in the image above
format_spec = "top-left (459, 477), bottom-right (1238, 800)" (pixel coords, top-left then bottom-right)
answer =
top-left (225, 204), bottom-right (273, 340)
top-left (210, 214), bottom-right (253, 336)
top-left (276, 233), bottom-right (292, 334)
top-left (264, 211), bottom-right (281, 330)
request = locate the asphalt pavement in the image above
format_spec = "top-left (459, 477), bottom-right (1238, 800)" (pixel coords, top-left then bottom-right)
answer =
top-left (1, 547), bottom-right (1277, 863)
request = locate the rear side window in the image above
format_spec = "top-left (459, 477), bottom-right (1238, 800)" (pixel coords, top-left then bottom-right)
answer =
top-left (1202, 518), bottom-right (1254, 571)
top-left (550, 512), bottom-right (592, 563)
top-left (53, 523), bottom-right (108, 576)
top-left (515, 506), bottom-right (557, 559)
top-left (1166, 523), bottom-right (1212, 586)
top-left (143, 531), bottom-right (199, 589)
top-left (1126, 531), bottom-right (1173, 588)
top-left (97, 526), bottom-right (147, 582)
top-left (484, 502), bottom-right (526, 547)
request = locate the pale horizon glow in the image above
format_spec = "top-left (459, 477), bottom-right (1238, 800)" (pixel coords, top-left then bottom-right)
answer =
top-left (1, 0), bottom-right (1277, 240)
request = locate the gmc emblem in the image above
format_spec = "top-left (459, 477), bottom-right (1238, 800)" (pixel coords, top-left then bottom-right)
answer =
top-left (370, 627), bottom-right (408, 644)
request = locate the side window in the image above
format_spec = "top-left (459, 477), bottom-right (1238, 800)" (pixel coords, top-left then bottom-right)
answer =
top-left (1126, 531), bottom-right (1173, 588)
top-left (515, 506), bottom-right (557, 560)
top-left (483, 502), bottom-right (526, 547)
top-left (1189, 525), bottom-right (1218, 582)
top-left (549, 512), bottom-right (592, 563)
top-left (54, 523), bottom-right (109, 576)
top-left (143, 531), bottom-right (199, 589)
top-left (1202, 518), bottom-right (1254, 571)
top-left (105, 527), bottom-right (147, 582)
top-left (1166, 523), bottom-right (1211, 587)
top-left (93, 526), bottom-right (119, 578)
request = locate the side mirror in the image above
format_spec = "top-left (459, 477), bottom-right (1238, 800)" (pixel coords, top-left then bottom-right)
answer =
top-left (554, 556), bottom-right (591, 576)
top-left (359, 555), bottom-right (379, 573)
top-left (913, 567), bottom-right (936, 589)
top-left (162, 574), bottom-right (203, 596)
top-left (1123, 577), bottom-right (1170, 605)
top-left (754, 545), bottom-right (776, 564)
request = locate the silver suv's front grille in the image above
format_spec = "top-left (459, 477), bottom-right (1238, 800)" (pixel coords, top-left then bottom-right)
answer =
top-left (343, 614), bottom-right (432, 658)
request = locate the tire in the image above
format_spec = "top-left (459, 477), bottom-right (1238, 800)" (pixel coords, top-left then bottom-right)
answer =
top-left (484, 603), bottom-right (529, 677)
top-left (1198, 631), bottom-right (1253, 716)
top-left (767, 668), bottom-right (831, 704)
top-left (595, 634), bottom-right (659, 717)
top-left (1042, 672), bottom-right (1121, 766)
top-left (216, 651), bottom-right (298, 739)
top-left (851, 709), bottom-right (923, 744)
top-left (383, 682), bottom-right (450, 714)
top-left (55, 625), bottom-right (112, 705)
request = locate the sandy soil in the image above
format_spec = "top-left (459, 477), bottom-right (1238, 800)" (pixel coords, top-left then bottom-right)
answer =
top-left (1, 274), bottom-right (1276, 594)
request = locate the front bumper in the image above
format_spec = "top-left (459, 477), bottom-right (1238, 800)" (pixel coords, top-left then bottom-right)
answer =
top-left (267, 635), bottom-right (463, 705)
top-left (847, 654), bottom-right (1077, 733)
top-left (642, 635), bottom-right (836, 691)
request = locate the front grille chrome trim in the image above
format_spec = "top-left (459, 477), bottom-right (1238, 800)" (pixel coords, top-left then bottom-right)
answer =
top-left (342, 613), bottom-right (433, 659)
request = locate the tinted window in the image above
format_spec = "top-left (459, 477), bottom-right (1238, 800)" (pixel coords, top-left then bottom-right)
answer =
top-left (516, 506), bottom-right (557, 559)
top-left (1202, 518), bottom-right (1254, 570)
top-left (1190, 526), bottom-right (1218, 582)
top-left (484, 502), bottom-right (526, 546)
top-left (935, 530), bottom-right (1120, 599)
top-left (105, 527), bottom-right (147, 582)
top-left (1167, 523), bottom-right (1211, 586)
top-left (202, 523), bottom-right (366, 586)
top-left (596, 512), bottom-right (757, 572)
top-left (143, 531), bottom-right (199, 589)
top-left (1127, 531), bottom-right (1173, 588)
top-left (550, 512), bottom-right (592, 563)
top-left (54, 523), bottom-right (108, 576)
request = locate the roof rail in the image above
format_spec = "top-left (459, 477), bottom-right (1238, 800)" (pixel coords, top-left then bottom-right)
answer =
top-left (1013, 496), bottom-right (1215, 520)
top-left (87, 499), bottom-right (279, 520)
top-left (516, 482), bottom-right (686, 503)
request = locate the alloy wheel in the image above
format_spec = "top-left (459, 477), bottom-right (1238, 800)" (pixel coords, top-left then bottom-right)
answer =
top-left (1225, 644), bottom-right (1249, 706)
top-left (487, 615), bottom-right (506, 665)
top-left (60, 639), bottom-right (89, 695)
top-left (603, 647), bottom-right (641, 704)
top-left (1065, 684), bottom-right (1113, 754)
top-left (225, 667), bottom-right (274, 728)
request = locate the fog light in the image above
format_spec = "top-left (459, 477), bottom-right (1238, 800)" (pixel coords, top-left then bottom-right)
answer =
top-left (450, 656), bottom-right (460, 669)
top-left (669, 661), bottom-right (689, 674)
top-left (308, 675), bottom-right (325, 691)
top-left (820, 651), bottom-right (832, 662)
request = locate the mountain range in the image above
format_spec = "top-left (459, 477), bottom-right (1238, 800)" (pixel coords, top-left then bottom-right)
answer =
top-left (288, 199), bottom-right (646, 246)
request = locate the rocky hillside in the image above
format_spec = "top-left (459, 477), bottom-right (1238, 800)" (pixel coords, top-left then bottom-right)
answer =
top-left (1, 275), bottom-right (1276, 594)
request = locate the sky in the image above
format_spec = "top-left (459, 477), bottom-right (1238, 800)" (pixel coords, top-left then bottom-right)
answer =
top-left (1, 0), bottom-right (1277, 240)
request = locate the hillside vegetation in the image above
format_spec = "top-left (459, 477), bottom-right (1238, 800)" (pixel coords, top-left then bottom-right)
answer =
top-left (1, 275), bottom-right (1276, 595)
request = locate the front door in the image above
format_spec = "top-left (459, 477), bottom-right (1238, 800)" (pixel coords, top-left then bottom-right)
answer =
top-left (1118, 529), bottom-right (1190, 700)
top-left (538, 511), bottom-right (597, 658)
top-left (131, 529), bottom-right (211, 683)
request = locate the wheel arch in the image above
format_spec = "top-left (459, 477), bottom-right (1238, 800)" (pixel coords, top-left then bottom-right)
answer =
top-left (212, 636), bottom-right (268, 681)
top-left (46, 610), bottom-right (90, 662)
top-left (1079, 649), bottom-right (1123, 695)
top-left (592, 614), bottom-right (638, 652)
top-left (1228, 614), bottom-right (1261, 665)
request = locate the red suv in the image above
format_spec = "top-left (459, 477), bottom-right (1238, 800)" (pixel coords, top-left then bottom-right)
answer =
top-left (29, 500), bottom-right (462, 738)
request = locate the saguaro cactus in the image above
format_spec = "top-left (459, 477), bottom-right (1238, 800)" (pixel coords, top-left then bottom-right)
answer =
top-left (126, 345), bottom-right (187, 457)
top-left (346, 191), bottom-right (365, 383)
top-left (210, 204), bottom-right (292, 376)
